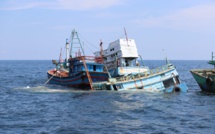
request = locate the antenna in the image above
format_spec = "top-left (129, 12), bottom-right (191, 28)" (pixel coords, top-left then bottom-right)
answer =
top-left (138, 55), bottom-right (144, 66)
top-left (162, 49), bottom-right (169, 64)
top-left (99, 39), bottom-right (103, 57)
top-left (124, 27), bottom-right (129, 46)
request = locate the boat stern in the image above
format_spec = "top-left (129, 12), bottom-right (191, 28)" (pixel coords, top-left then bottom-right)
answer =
top-left (164, 82), bottom-right (188, 92)
top-left (190, 69), bottom-right (215, 92)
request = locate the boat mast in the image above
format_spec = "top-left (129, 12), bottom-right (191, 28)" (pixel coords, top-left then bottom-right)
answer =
top-left (65, 39), bottom-right (70, 67)
top-left (212, 52), bottom-right (215, 68)
top-left (59, 48), bottom-right (63, 63)
top-left (70, 29), bottom-right (85, 57)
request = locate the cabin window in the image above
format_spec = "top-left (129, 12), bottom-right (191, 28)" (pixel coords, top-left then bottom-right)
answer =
top-left (163, 78), bottom-right (175, 88)
top-left (125, 60), bottom-right (129, 66)
top-left (93, 65), bottom-right (96, 71)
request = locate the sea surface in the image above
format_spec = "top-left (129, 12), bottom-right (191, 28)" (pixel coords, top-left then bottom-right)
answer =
top-left (0, 60), bottom-right (215, 134)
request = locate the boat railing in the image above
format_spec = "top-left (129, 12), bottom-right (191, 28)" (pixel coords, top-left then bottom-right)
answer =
top-left (149, 64), bottom-right (170, 75)
top-left (69, 56), bottom-right (103, 63)
top-left (112, 64), bottom-right (172, 83)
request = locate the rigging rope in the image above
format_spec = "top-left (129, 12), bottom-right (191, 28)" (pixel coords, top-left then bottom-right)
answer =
top-left (61, 31), bottom-right (125, 57)
top-left (78, 33), bottom-right (99, 49)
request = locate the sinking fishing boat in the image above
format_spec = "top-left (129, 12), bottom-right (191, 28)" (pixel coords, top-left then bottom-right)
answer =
top-left (46, 30), bottom-right (109, 89)
top-left (93, 32), bottom-right (188, 92)
top-left (190, 52), bottom-right (215, 92)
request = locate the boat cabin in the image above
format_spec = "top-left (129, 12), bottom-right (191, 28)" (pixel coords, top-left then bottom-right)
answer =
top-left (95, 38), bottom-right (140, 68)
top-left (94, 38), bottom-right (149, 77)
top-left (68, 57), bottom-right (104, 75)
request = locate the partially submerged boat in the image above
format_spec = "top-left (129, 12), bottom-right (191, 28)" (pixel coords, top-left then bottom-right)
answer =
top-left (93, 36), bottom-right (188, 92)
top-left (190, 52), bottom-right (215, 92)
top-left (46, 30), bottom-right (109, 89)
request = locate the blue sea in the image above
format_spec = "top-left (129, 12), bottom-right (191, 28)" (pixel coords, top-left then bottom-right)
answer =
top-left (0, 60), bottom-right (215, 134)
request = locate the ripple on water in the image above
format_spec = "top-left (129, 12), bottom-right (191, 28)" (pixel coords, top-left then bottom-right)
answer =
top-left (1, 60), bottom-right (215, 133)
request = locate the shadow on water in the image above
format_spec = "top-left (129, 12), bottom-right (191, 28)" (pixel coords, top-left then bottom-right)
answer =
top-left (196, 90), bottom-right (215, 96)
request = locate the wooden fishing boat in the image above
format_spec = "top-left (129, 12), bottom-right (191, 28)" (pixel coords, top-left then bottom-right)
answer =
top-left (93, 30), bottom-right (188, 92)
top-left (190, 52), bottom-right (215, 92)
top-left (46, 30), bottom-right (109, 90)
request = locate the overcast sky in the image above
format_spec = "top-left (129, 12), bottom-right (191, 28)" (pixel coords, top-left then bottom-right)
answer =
top-left (0, 0), bottom-right (215, 60)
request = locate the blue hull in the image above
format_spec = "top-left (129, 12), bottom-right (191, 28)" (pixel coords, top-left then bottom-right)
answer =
top-left (93, 64), bottom-right (188, 92)
top-left (47, 71), bottom-right (108, 89)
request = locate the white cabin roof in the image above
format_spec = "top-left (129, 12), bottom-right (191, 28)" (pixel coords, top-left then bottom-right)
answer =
top-left (106, 38), bottom-right (139, 58)
top-left (94, 38), bottom-right (139, 59)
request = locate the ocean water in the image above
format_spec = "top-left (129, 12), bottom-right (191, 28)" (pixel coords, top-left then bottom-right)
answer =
top-left (0, 60), bottom-right (215, 134)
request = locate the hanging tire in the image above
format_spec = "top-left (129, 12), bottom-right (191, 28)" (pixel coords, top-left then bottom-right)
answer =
top-left (173, 86), bottom-right (181, 92)
top-left (206, 77), bottom-right (214, 86)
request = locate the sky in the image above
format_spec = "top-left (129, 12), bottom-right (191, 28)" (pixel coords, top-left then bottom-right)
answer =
top-left (0, 0), bottom-right (215, 60)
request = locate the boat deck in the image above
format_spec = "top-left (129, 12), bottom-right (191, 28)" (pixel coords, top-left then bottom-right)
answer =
top-left (191, 69), bottom-right (215, 77)
top-left (48, 70), bottom-right (69, 77)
